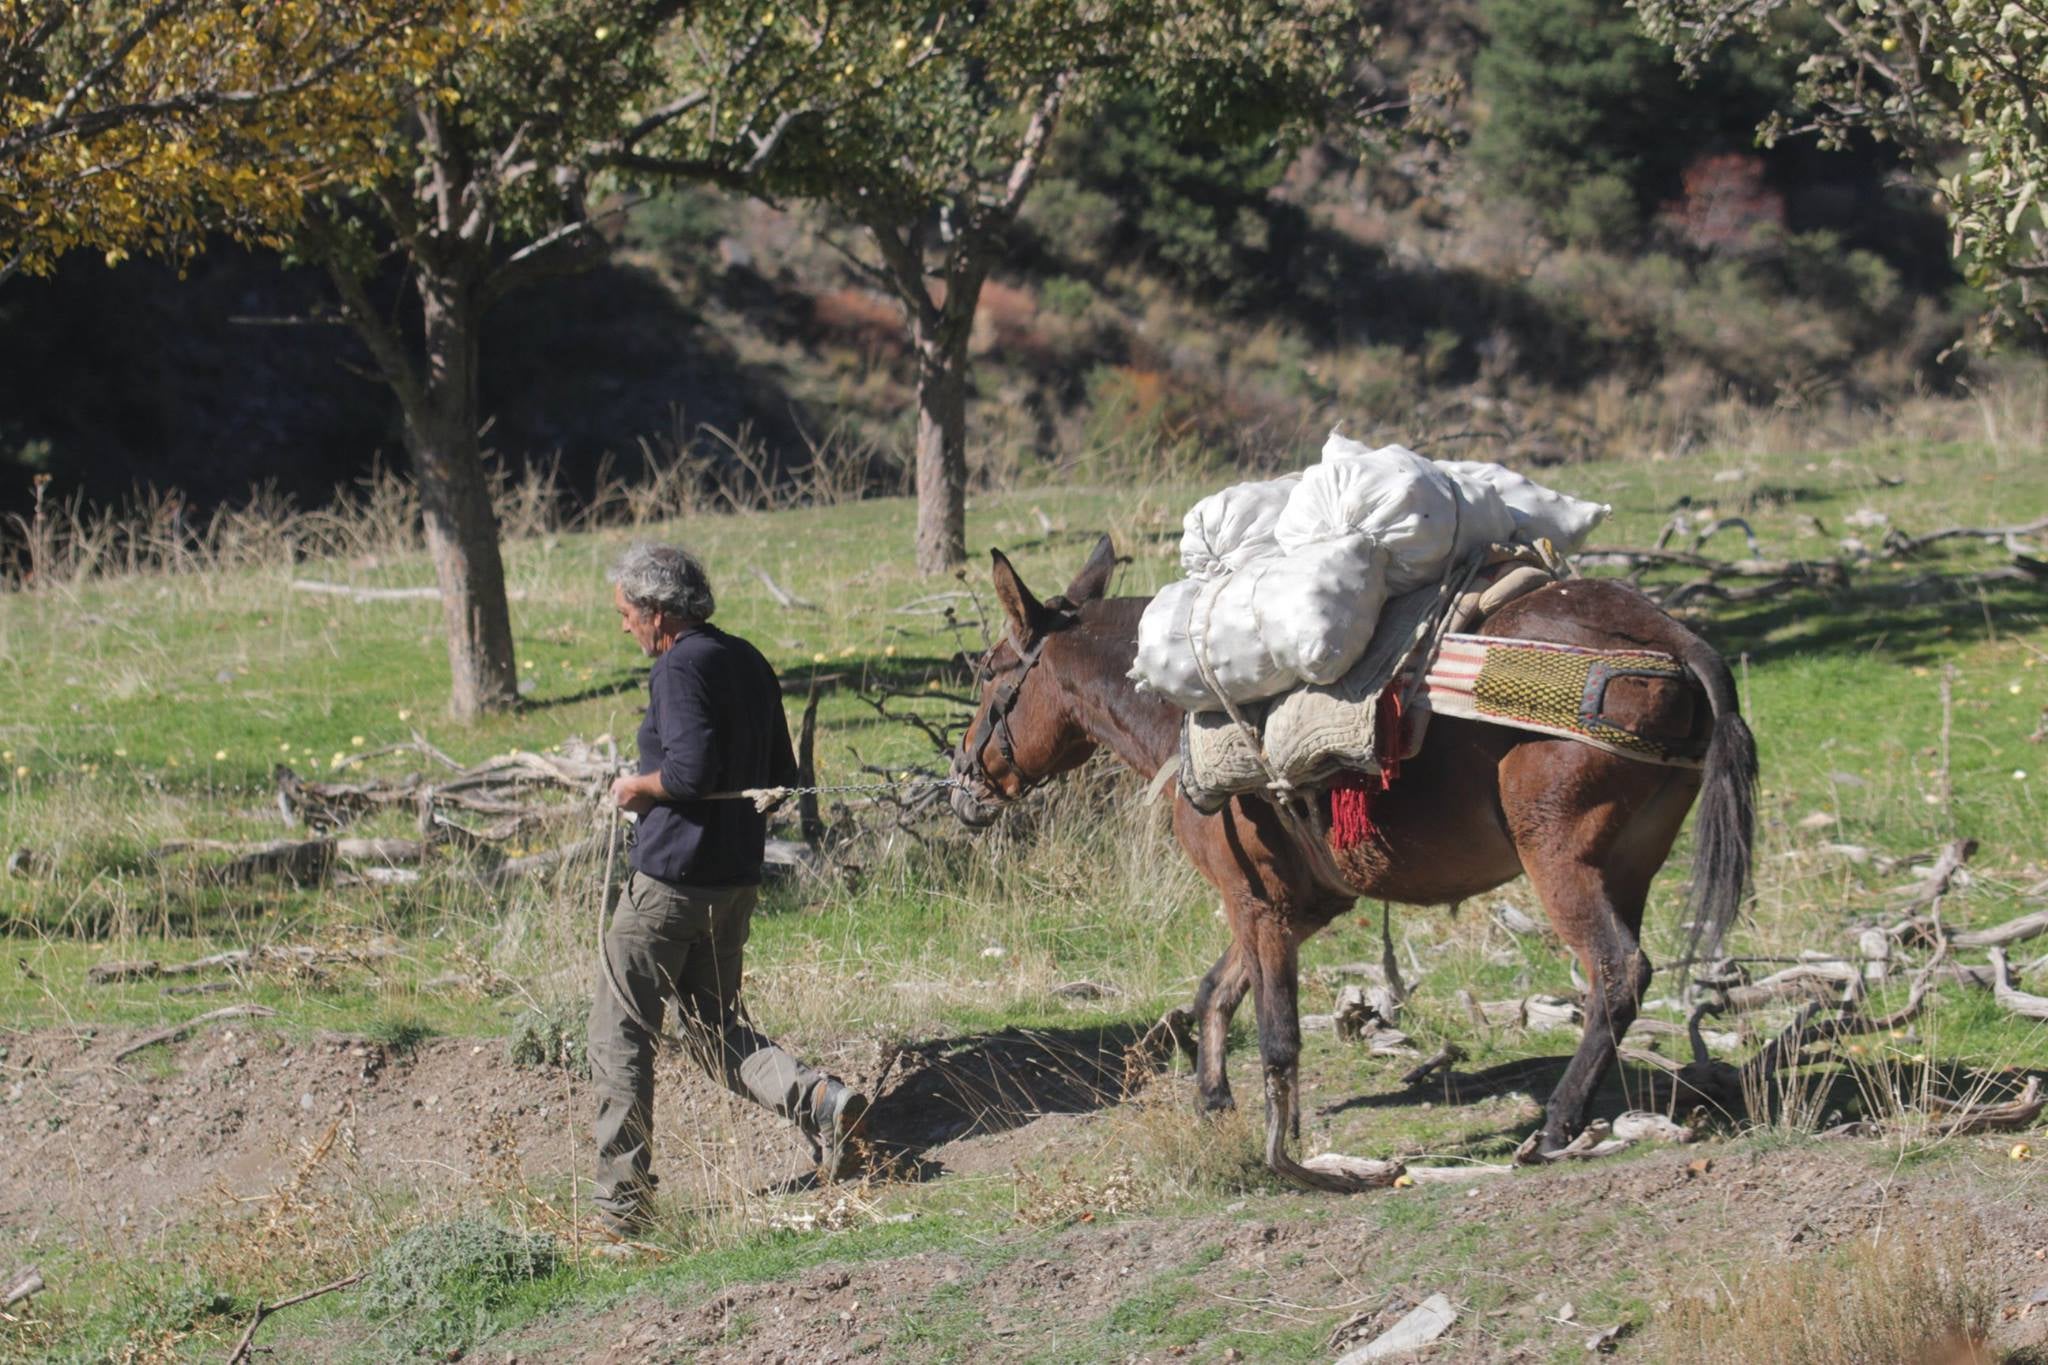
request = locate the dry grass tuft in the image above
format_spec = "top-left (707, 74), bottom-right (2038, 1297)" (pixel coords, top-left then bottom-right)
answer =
top-left (1665, 1223), bottom-right (1997, 1365)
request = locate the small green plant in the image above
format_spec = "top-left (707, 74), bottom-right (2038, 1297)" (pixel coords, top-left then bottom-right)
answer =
top-left (366, 1008), bottom-right (435, 1061)
top-left (507, 1002), bottom-right (590, 1076)
top-left (360, 1216), bottom-right (561, 1358)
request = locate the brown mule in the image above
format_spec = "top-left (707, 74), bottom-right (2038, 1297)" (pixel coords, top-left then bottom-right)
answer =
top-left (950, 534), bottom-right (1757, 1191)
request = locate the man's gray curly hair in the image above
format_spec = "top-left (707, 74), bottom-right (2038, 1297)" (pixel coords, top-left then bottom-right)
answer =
top-left (608, 542), bottom-right (715, 621)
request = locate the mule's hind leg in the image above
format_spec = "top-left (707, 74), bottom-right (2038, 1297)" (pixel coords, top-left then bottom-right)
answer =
top-left (1522, 860), bottom-right (1653, 1152)
top-left (1510, 758), bottom-right (1697, 1152)
top-left (1190, 939), bottom-right (1250, 1113)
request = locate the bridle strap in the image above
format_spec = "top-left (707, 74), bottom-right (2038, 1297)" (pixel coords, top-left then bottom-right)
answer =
top-left (960, 606), bottom-right (1074, 803)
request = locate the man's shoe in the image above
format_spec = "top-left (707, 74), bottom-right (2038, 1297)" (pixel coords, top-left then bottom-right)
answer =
top-left (586, 1205), bottom-right (649, 1240)
top-left (811, 1079), bottom-right (870, 1181)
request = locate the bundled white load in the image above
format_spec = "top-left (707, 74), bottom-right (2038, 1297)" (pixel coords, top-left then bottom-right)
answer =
top-left (1279, 434), bottom-right (1523, 592)
top-left (1436, 459), bottom-right (1609, 553)
top-left (1132, 429), bottom-right (1611, 712)
top-left (1180, 475), bottom-right (1298, 580)
top-left (1135, 576), bottom-right (1293, 709)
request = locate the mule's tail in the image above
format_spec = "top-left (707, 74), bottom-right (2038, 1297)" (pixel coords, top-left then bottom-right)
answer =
top-left (1678, 638), bottom-right (1758, 962)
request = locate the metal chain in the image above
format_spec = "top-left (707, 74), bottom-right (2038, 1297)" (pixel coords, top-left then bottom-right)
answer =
top-left (772, 777), bottom-right (959, 797)
top-left (691, 776), bottom-right (961, 805)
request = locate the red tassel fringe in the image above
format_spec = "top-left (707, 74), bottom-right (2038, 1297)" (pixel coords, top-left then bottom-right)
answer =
top-left (1328, 691), bottom-right (1405, 853)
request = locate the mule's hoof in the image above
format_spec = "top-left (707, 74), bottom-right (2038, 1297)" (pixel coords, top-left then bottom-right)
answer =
top-left (1515, 1122), bottom-right (1629, 1165)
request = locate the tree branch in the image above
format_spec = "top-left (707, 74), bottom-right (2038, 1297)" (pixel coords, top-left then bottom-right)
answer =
top-left (999, 73), bottom-right (1072, 218)
top-left (483, 195), bottom-right (647, 304)
top-left (866, 219), bottom-right (940, 332)
top-left (9, 3), bottom-right (440, 159)
top-left (316, 235), bottom-right (426, 414)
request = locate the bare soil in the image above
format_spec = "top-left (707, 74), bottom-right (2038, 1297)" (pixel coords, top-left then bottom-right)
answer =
top-left (6, 1022), bottom-right (2048, 1363)
top-left (0, 1021), bottom-right (1137, 1240)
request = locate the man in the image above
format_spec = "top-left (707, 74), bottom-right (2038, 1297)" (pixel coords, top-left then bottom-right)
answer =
top-left (591, 542), bottom-right (868, 1236)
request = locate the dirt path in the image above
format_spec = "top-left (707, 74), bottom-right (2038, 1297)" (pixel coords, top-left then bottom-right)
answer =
top-left (0, 1020), bottom-right (1138, 1242)
top-left (7, 1023), bottom-right (2048, 1362)
top-left (536, 1140), bottom-right (2048, 1363)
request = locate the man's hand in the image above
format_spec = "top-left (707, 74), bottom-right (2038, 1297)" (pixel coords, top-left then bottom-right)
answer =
top-left (609, 773), bottom-right (657, 816)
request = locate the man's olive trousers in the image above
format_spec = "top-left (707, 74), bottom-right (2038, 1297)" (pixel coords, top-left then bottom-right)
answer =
top-left (588, 871), bottom-right (822, 1220)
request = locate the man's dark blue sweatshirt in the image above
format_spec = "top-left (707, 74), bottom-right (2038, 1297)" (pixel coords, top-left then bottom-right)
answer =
top-left (631, 623), bottom-right (798, 887)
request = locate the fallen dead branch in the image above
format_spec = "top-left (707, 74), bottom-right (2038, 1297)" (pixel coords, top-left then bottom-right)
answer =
top-left (752, 565), bottom-right (820, 611)
top-left (113, 1004), bottom-right (278, 1060)
top-left (1885, 838), bottom-right (1978, 932)
top-left (291, 579), bottom-right (437, 601)
top-left (1576, 546), bottom-right (1847, 609)
top-left (1578, 506), bottom-right (2046, 610)
top-left (224, 1271), bottom-right (365, 1365)
top-left (1953, 909), bottom-right (2048, 950)
top-left (1883, 514), bottom-right (2048, 558)
top-left (1698, 961), bottom-right (1863, 1013)
top-left (1330, 1291), bottom-right (1458, 1365)
top-left (151, 836), bottom-right (425, 885)
top-left (89, 943), bottom-right (395, 986)
top-left (1514, 1119), bottom-right (1631, 1164)
top-left (483, 834), bottom-right (603, 887)
top-left (1329, 983), bottom-right (1414, 1053)
top-left (1928, 1076), bottom-right (2044, 1136)
top-left (277, 735), bottom-right (620, 833)
top-left (1989, 948), bottom-right (2048, 1021)
top-left (1400, 1042), bottom-right (1464, 1087)
top-left (2, 1268), bottom-right (42, 1310)
top-left (1476, 994), bottom-right (1583, 1031)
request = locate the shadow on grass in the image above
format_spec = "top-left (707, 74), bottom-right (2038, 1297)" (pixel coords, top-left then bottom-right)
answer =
top-left (1317, 1054), bottom-right (1571, 1120)
top-left (861, 1023), bottom-right (1148, 1181)
top-left (1615, 565), bottom-right (2040, 670)
top-left (521, 673), bottom-right (645, 711)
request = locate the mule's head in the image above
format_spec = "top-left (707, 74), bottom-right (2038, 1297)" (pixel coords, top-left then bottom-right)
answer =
top-left (949, 534), bottom-right (1119, 828)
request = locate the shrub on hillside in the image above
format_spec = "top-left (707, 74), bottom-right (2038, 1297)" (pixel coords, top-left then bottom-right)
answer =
top-left (1034, 89), bottom-right (1305, 312)
top-left (1471, 0), bottom-right (1787, 237)
top-left (361, 1216), bottom-right (560, 1357)
top-left (1556, 174), bottom-right (1642, 252)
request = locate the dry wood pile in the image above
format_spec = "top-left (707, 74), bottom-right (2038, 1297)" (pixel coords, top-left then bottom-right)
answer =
top-left (1212, 835), bottom-right (2048, 1168)
top-left (1576, 510), bottom-right (2046, 608)
top-left (1607, 838), bottom-right (2040, 1146)
top-left (142, 735), bottom-right (629, 889)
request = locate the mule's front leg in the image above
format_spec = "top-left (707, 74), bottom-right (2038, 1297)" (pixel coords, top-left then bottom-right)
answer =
top-left (1248, 920), bottom-right (1399, 1193)
top-left (1190, 941), bottom-right (1249, 1113)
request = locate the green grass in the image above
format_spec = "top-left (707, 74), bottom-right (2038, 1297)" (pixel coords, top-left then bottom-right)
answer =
top-left (3, 437), bottom-right (2047, 1361)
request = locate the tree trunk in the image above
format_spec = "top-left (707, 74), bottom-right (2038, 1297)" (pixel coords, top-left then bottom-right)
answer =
top-left (912, 317), bottom-right (971, 575)
top-left (407, 267), bottom-right (519, 720)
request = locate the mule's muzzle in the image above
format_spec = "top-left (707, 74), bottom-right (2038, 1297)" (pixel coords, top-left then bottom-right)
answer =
top-left (949, 783), bottom-right (998, 828)
top-left (948, 752), bottom-right (1000, 828)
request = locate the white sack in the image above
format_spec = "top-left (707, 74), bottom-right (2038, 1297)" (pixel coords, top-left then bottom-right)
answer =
top-left (1256, 537), bottom-right (1390, 685)
top-left (1436, 459), bottom-right (1610, 552)
top-left (1181, 475), bottom-right (1298, 580)
top-left (1133, 573), bottom-right (1293, 711)
top-left (1277, 440), bottom-right (1461, 593)
top-left (1444, 467), bottom-right (1520, 561)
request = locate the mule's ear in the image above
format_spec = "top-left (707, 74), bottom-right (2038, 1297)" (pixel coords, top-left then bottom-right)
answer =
top-left (1064, 534), bottom-right (1118, 604)
top-left (990, 548), bottom-right (1045, 643)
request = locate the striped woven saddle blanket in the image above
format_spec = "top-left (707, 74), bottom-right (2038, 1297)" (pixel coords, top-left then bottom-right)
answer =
top-left (1416, 634), bottom-right (1707, 769)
